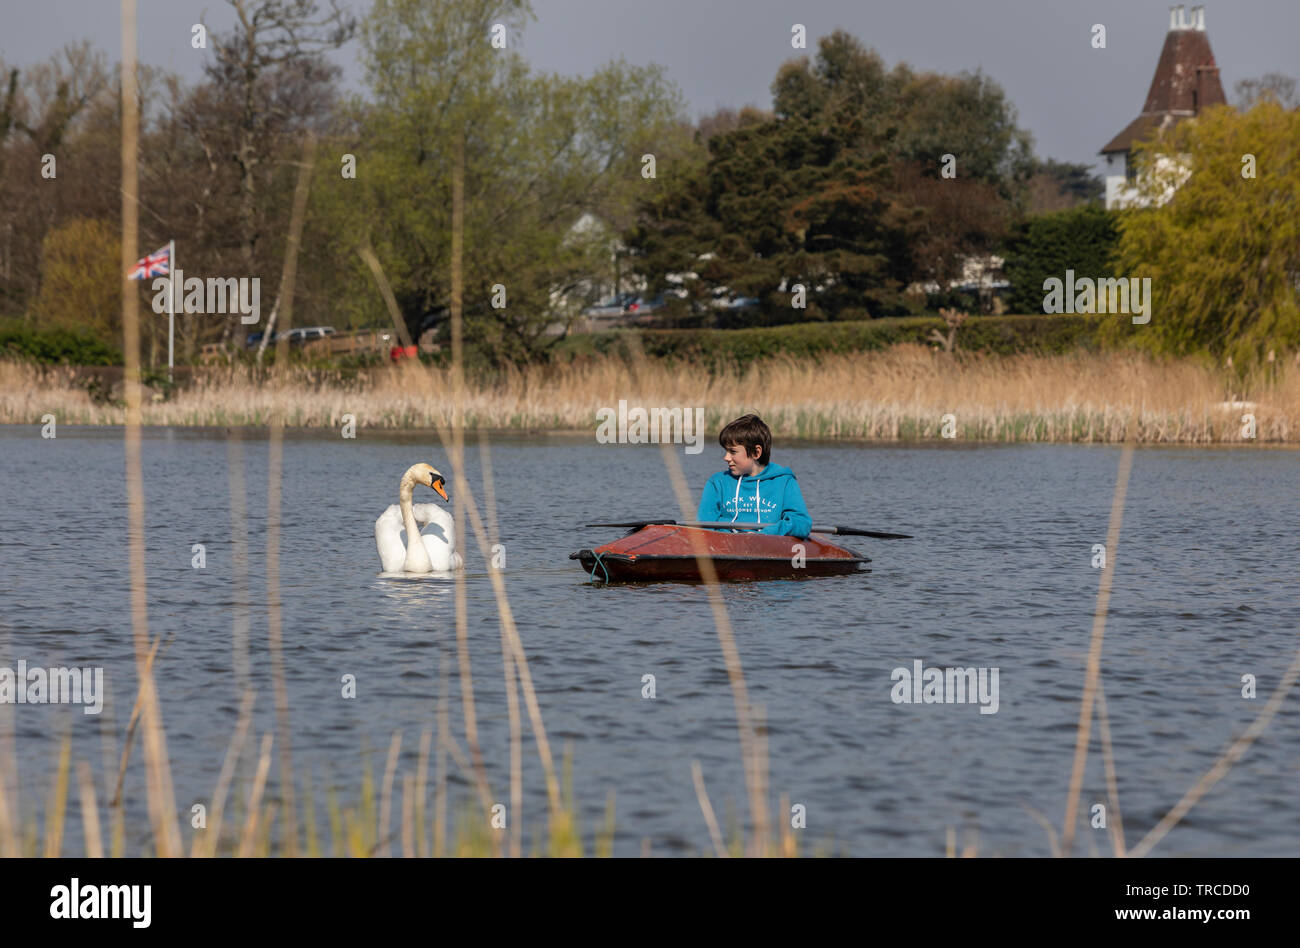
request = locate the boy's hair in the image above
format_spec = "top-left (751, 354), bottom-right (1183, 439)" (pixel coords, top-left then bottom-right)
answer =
top-left (719, 414), bottom-right (772, 463)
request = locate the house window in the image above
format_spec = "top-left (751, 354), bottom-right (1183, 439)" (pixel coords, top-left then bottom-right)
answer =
top-left (1125, 155), bottom-right (1138, 185)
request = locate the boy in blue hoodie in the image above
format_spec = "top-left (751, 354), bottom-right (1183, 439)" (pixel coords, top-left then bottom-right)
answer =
top-left (697, 414), bottom-right (812, 538)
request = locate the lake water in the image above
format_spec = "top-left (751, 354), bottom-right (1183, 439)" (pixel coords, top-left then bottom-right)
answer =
top-left (1, 425), bottom-right (1297, 856)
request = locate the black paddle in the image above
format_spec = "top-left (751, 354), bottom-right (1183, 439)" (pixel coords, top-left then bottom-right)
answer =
top-left (585, 520), bottom-right (913, 540)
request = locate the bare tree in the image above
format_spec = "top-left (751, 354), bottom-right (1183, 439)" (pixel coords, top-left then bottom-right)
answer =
top-left (928, 307), bottom-right (968, 353)
top-left (0, 44), bottom-right (112, 317)
top-left (1235, 73), bottom-right (1298, 110)
top-left (9, 42), bottom-right (110, 153)
top-left (204, 0), bottom-right (356, 342)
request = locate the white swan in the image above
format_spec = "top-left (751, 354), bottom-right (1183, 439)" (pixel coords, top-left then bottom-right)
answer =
top-left (375, 463), bottom-right (463, 573)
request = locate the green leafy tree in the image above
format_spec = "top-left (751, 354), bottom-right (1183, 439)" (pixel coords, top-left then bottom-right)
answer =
top-left (629, 104), bottom-right (909, 324)
top-left (891, 68), bottom-right (1035, 197)
top-left (33, 218), bottom-right (121, 337)
top-left (1105, 101), bottom-right (1300, 364)
top-left (628, 30), bottom-right (1033, 324)
top-left (335, 0), bottom-right (689, 364)
top-left (1001, 206), bottom-right (1119, 314)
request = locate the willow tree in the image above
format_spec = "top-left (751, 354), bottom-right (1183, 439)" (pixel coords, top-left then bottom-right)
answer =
top-left (1107, 100), bottom-right (1300, 366)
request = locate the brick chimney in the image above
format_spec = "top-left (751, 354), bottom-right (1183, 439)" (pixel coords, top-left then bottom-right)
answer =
top-left (1169, 5), bottom-right (1208, 31)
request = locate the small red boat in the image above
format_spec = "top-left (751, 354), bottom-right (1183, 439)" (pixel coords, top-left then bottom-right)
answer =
top-left (571, 524), bottom-right (870, 583)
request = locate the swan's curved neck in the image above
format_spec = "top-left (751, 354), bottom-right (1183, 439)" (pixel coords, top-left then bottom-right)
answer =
top-left (399, 475), bottom-right (419, 531)
top-left (399, 470), bottom-right (417, 507)
top-left (399, 471), bottom-right (432, 571)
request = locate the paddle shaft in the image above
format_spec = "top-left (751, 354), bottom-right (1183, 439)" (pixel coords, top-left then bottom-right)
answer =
top-left (585, 520), bottom-right (913, 540)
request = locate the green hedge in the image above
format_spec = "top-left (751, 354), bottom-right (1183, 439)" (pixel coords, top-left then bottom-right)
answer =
top-left (0, 324), bottom-right (122, 365)
top-left (0, 316), bottom-right (1109, 371)
top-left (551, 314), bottom-right (1108, 368)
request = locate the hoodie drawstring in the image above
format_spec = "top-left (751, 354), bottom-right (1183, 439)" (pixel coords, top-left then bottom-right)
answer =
top-left (730, 473), bottom-right (761, 526)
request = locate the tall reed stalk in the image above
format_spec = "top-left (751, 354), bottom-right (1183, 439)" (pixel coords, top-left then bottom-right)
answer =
top-left (119, 0), bottom-right (181, 857)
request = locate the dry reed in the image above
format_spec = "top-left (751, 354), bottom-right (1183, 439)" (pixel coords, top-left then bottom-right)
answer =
top-left (1061, 444), bottom-right (1133, 856)
top-left (2, 346), bottom-right (1296, 442)
top-left (118, 0), bottom-right (182, 858)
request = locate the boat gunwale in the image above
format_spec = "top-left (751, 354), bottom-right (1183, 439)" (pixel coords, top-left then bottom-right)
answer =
top-left (570, 550), bottom-right (871, 565)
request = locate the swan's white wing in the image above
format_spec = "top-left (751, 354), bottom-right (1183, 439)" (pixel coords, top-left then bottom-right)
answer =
top-left (410, 503), bottom-right (452, 528)
top-left (419, 534), bottom-right (459, 572)
top-left (375, 505), bottom-right (407, 573)
top-left (411, 503), bottom-right (459, 571)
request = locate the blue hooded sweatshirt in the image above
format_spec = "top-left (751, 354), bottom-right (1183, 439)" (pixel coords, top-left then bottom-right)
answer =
top-left (696, 462), bottom-right (812, 537)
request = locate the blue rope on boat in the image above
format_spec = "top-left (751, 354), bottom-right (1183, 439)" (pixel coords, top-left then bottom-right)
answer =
top-left (589, 551), bottom-right (611, 584)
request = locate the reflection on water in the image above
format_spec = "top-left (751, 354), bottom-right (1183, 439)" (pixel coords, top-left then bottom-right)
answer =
top-left (373, 573), bottom-right (458, 614)
top-left (1, 426), bottom-right (1297, 856)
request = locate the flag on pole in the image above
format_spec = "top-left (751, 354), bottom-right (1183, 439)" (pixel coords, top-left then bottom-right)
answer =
top-left (127, 245), bottom-right (170, 280)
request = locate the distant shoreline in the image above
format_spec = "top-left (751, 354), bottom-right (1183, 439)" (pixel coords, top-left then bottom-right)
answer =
top-left (4, 345), bottom-right (1295, 444)
top-left (5, 423), bottom-right (1299, 451)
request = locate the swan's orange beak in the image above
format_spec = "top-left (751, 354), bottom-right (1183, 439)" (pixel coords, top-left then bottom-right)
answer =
top-left (432, 478), bottom-right (448, 501)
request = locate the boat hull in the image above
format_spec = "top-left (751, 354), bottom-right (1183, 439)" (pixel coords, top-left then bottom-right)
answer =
top-left (571, 524), bottom-right (870, 582)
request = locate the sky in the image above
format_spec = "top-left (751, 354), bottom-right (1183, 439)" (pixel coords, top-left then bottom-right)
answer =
top-left (1, 0), bottom-right (1296, 175)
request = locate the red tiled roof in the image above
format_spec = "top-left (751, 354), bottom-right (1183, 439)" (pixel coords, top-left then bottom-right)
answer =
top-left (1100, 22), bottom-right (1227, 155)
top-left (1142, 28), bottom-right (1226, 114)
top-left (1100, 113), bottom-right (1188, 155)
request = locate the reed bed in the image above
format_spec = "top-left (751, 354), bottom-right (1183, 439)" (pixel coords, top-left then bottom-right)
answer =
top-left (2, 346), bottom-right (1295, 442)
top-left (0, 728), bottom-right (619, 858)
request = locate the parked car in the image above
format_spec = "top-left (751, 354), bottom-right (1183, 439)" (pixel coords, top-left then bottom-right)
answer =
top-left (244, 332), bottom-right (266, 349)
top-left (623, 295), bottom-right (666, 315)
top-left (277, 326), bottom-right (336, 346)
top-left (581, 292), bottom-right (638, 317)
top-left (295, 328), bottom-right (394, 356)
top-left (707, 286), bottom-right (754, 310)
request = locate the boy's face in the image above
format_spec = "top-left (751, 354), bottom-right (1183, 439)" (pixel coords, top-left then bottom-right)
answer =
top-left (723, 441), bottom-right (763, 477)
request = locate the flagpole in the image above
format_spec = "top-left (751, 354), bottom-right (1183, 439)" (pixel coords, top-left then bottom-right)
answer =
top-left (167, 239), bottom-right (175, 383)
